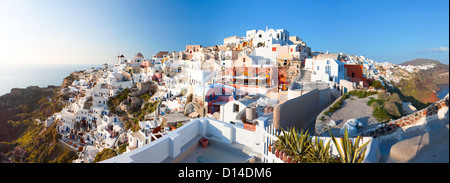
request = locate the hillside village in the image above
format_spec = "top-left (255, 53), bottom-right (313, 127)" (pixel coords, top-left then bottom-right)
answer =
top-left (37, 27), bottom-right (448, 163)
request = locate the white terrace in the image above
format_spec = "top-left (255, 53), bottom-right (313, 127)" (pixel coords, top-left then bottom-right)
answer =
top-left (101, 116), bottom-right (380, 163)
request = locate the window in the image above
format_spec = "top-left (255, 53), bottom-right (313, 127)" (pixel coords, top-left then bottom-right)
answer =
top-left (317, 66), bottom-right (319, 71)
top-left (290, 48), bottom-right (293, 52)
top-left (272, 47), bottom-right (277, 51)
top-left (233, 104), bottom-right (239, 112)
top-left (259, 34), bottom-right (262, 38)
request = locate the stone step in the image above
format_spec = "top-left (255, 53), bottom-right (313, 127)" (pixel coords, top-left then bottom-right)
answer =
top-left (387, 124), bottom-right (449, 163)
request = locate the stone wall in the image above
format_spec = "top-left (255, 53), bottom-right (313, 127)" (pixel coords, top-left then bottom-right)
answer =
top-left (360, 96), bottom-right (449, 138)
top-left (273, 89), bottom-right (320, 131)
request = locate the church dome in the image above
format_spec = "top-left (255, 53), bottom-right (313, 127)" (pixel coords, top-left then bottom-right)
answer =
top-left (135, 52), bottom-right (144, 59)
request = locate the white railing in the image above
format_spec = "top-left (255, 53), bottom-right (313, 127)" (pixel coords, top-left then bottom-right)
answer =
top-left (262, 123), bottom-right (282, 163)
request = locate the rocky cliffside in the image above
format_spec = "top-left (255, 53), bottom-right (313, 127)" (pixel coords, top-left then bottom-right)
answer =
top-left (0, 76), bottom-right (77, 162)
top-left (393, 58), bottom-right (449, 109)
top-left (61, 72), bottom-right (83, 88)
top-left (400, 58), bottom-right (449, 90)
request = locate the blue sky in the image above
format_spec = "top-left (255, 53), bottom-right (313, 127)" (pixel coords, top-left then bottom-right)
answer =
top-left (0, 0), bottom-right (448, 66)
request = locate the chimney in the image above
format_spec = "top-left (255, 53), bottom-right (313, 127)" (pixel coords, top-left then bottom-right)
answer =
top-left (246, 107), bottom-right (256, 121)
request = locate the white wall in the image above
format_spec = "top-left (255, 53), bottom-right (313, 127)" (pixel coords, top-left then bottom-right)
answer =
top-left (305, 58), bottom-right (314, 71)
top-left (311, 59), bottom-right (345, 84)
top-left (92, 96), bottom-right (107, 107)
top-left (206, 119), bottom-right (234, 144)
top-left (101, 117), bottom-right (265, 163)
top-left (250, 29), bottom-right (290, 48)
top-left (222, 101), bottom-right (246, 123)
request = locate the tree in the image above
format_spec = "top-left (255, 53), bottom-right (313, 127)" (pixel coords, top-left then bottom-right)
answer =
top-left (370, 80), bottom-right (384, 89)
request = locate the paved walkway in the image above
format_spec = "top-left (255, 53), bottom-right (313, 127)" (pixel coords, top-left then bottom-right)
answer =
top-left (326, 95), bottom-right (381, 136)
top-left (385, 121), bottom-right (449, 163)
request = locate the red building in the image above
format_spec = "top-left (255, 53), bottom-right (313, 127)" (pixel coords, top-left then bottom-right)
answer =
top-left (344, 64), bottom-right (371, 87)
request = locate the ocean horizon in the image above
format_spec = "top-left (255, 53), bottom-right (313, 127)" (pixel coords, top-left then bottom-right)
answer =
top-left (1, 63), bottom-right (448, 100)
top-left (0, 64), bottom-right (98, 96)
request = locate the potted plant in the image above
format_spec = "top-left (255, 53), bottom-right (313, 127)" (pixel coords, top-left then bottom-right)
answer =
top-left (275, 148), bottom-right (280, 158)
top-left (200, 137), bottom-right (209, 148)
top-left (285, 149), bottom-right (293, 163)
top-left (286, 155), bottom-right (292, 163)
top-left (291, 155), bottom-right (300, 163)
top-left (279, 150), bottom-right (284, 161)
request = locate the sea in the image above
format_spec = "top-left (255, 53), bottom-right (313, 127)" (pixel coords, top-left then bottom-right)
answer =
top-left (1, 64), bottom-right (448, 100)
top-left (0, 64), bottom-right (97, 96)
top-left (436, 84), bottom-right (449, 99)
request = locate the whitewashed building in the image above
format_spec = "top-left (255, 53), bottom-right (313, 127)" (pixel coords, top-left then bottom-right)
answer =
top-left (307, 53), bottom-right (346, 85)
top-left (246, 28), bottom-right (290, 48)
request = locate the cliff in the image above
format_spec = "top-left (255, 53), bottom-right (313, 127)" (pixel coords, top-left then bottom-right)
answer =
top-left (393, 58), bottom-right (449, 109)
top-left (61, 72), bottom-right (82, 88)
top-left (0, 75), bottom-right (77, 162)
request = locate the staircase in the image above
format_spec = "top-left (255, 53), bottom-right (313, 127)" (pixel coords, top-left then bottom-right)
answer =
top-left (297, 70), bottom-right (311, 83)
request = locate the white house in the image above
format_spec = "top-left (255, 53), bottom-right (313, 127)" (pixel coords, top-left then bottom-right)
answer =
top-left (92, 96), bottom-right (108, 107)
top-left (126, 120), bottom-right (169, 152)
top-left (308, 54), bottom-right (346, 86)
top-left (246, 28), bottom-right (290, 48)
top-left (186, 68), bottom-right (216, 87)
top-left (221, 96), bottom-right (259, 124)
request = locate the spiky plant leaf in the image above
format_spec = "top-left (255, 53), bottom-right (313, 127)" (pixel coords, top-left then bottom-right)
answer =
top-left (329, 130), bottom-right (345, 163)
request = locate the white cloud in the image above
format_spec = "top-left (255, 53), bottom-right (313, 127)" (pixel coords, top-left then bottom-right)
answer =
top-left (421, 47), bottom-right (449, 53)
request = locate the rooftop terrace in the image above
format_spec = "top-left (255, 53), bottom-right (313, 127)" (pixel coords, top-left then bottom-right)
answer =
top-left (101, 117), bottom-right (266, 163)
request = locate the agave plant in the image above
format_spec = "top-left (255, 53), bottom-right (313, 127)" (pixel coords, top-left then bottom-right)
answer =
top-left (329, 127), bottom-right (372, 163)
top-left (275, 127), bottom-right (290, 161)
top-left (306, 136), bottom-right (333, 163)
top-left (292, 128), bottom-right (312, 162)
top-left (276, 127), bottom-right (312, 163)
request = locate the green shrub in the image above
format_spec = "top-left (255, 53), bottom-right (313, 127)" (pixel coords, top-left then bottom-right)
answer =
top-left (92, 148), bottom-right (117, 163)
top-left (177, 122), bottom-right (183, 128)
top-left (367, 93), bottom-right (403, 122)
top-left (372, 105), bottom-right (391, 122)
top-left (370, 80), bottom-right (384, 89)
top-left (384, 102), bottom-right (401, 119)
top-left (367, 97), bottom-right (384, 106)
top-left (348, 90), bottom-right (378, 98)
top-left (57, 150), bottom-right (77, 163)
top-left (118, 143), bottom-right (128, 154)
top-left (139, 93), bottom-right (151, 101)
top-left (388, 93), bottom-right (401, 104)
